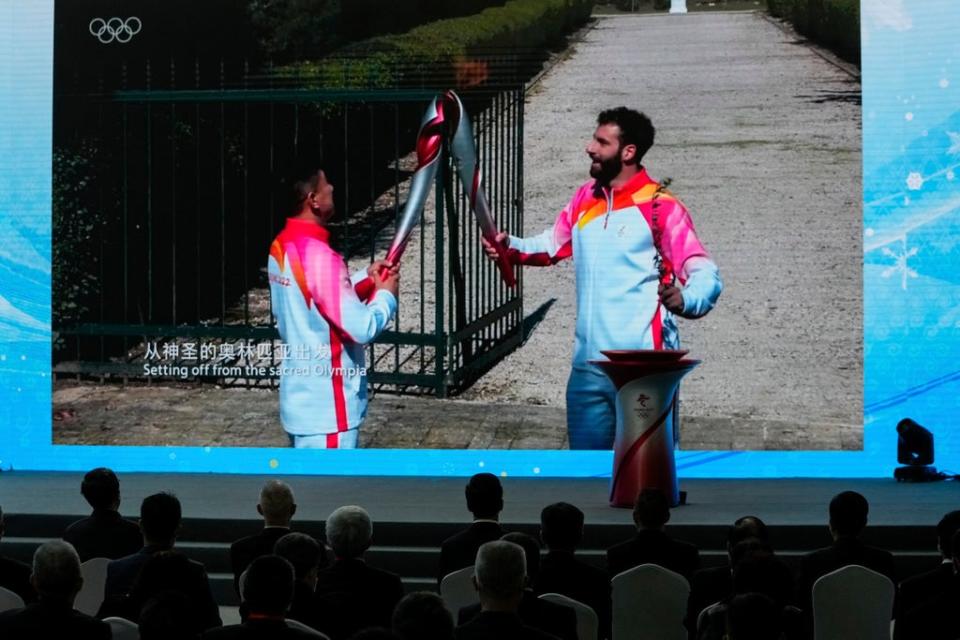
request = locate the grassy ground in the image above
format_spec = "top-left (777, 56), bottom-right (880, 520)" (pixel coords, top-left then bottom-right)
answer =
top-left (593, 0), bottom-right (764, 14)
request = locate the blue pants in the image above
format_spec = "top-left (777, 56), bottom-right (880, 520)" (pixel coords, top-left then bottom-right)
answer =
top-left (566, 366), bottom-right (618, 450)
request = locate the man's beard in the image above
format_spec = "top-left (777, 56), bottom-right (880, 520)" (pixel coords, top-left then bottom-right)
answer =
top-left (589, 154), bottom-right (622, 186)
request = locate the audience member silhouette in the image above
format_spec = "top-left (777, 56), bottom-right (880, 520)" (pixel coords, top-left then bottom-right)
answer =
top-left (454, 540), bottom-right (560, 640)
top-left (607, 488), bottom-right (700, 580)
top-left (203, 555), bottom-right (318, 639)
top-left (797, 491), bottom-right (895, 612)
top-left (274, 531), bottom-right (326, 629)
top-left (392, 591), bottom-right (454, 640)
top-left (0, 505), bottom-right (36, 603)
top-left (459, 532), bottom-right (577, 640)
top-left (724, 593), bottom-right (782, 640)
top-left (62, 467), bottom-right (142, 562)
top-left (139, 590), bottom-right (202, 640)
top-left (231, 480), bottom-right (299, 595)
top-left (894, 528), bottom-right (960, 640)
top-left (687, 516), bottom-right (769, 639)
top-left (313, 506), bottom-right (404, 640)
top-left (439, 473), bottom-right (505, 583)
top-left (896, 509), bottom-right (960, 620)
top-left (0, 540), bottom-right (110, 639)
top-left (534, 502), bottom-right (612, 640)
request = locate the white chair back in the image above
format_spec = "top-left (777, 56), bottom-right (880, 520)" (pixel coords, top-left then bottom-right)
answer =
top-left (812, 564), bottom-right (894, 640)
top-left (540, 592), bottom-right (599, 640)
top-left (612, 563), bottom-right (690, 640)
top-left (103, 616), bottom-right (140, 640)
top-left (0, 586), bottom-right (24, 613)
top-left (440, 566), bottom-right (479, 617)
top-left (75, 556), bottom-right (111, 616)
top-left (286, 617), bottom-right (331, 638)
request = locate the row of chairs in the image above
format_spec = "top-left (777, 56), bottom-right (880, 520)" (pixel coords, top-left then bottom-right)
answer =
top-left (440, 563), bottom-right (896, 640)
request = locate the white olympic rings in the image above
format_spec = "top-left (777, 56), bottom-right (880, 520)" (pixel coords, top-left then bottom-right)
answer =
top-left (88, 17), bottom-right (142, 44)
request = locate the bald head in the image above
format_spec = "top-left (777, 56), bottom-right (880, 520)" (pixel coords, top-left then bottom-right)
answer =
top-left (258, 480), bottom-right (296, 526)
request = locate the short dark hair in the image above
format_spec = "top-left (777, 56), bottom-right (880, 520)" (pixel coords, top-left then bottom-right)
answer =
top-left (274, 532), bottom-right (324, 580)
top-left (732, 554), bottom-right (794, 607)
top-left (465, 473), bottom-right (503, 518)
top-left (392, 591), bottom-right (454, 640)
top-left (725, 593), bottom-right (781, 640)
top-left (596, 107), bottom-right (655, 164)
top-left (634, 488), bottom-right (670, 529)
top-left (828, 491), bottom-right (869, 536)
top-left (291, 165), bottom-right (322, 214)
top-left (936, 510), bottom-right (960, 556)
top-left (81, 467), bottom-right (120, 511)
top-left (139, 591), bottom-right (199, 640)
top-left (501, 532), bottom-right (541, 581)
top-left (540, 502), bottom-right (584, 551)
top-left (730, 538), bottom-right (774, 568)
top-left (243, 555), bottom-right (295, 615)
top-left (140, 493), bottom-right (182, 544)
top-left (727, 516), bottom-right (769, 548)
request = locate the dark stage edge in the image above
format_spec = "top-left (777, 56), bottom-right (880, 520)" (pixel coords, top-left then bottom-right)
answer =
top-left (0, 473), bottom-right (955, 526)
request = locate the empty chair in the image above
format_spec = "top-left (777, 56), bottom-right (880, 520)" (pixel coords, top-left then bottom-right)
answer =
top-left (440, 566), bottom-right (479, 616)
top-left (103, 616), bottom-right (140, 640)
top-left (0, 586), bottom-right (24, 613)
top-left (612, 563), bottom-right (689, 640)
top-left (812, 564), bottom-right (894, 640)
top-left (286, 617), bottom-right (331, 638)
top-left (75, 556), bottom-right (110, 616)
top-left (540, 592), bottom-right (599, 640)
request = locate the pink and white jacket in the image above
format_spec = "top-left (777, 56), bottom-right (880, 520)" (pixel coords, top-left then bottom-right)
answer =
top-left (268, 218), bottom-right (396, 440)
top-left (507, 168), bottom-right (721, 368)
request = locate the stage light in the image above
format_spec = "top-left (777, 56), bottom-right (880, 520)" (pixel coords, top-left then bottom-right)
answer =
top-left (894, 418), bottom-right (942, 482)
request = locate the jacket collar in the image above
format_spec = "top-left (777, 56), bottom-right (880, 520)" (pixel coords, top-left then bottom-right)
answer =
top-left (284, 217), bottom-right (330, 242)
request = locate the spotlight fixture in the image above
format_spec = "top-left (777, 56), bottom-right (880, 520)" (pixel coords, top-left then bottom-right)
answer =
top-left (894, 418), bottom-right (942, 482)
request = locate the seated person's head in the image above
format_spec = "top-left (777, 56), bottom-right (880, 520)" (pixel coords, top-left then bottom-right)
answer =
top-left (140, 492), bottom-right (182, 548)
top-left (465, 473), bottom-right (503, 520)
top-left (31, 540), bottom-right (83, 603)
top-left (725, 593), bottom-right (781, 640)
top-left (729, 538), bottom-right (774, 569)
top-left (139, 591), bottom-right (201, 640)
top-left (81, 467), bottom-right (121, 511)
top-left (242, 555), bottom-right (295, 617)
top-left (274, 532), bottom-right (325, 589)
top-left (540, 502), bottom-right (585, 552)
top-left (500, 532), bottom-right (541, 584)
top-left (828, 491), bottom-right (868, 538)
top-left (727, 516), bottom-right (768, 552)
top-left (936, 510), bottom-right (960, 559)
top-left (326, 505), bottom-right (372, 560)
top-left (474, 540), bottom-right (526, 611)
top-left (952, 530), bottom-right (960, 570)
top-left (732, 555), bottom-right (794, 608)
top-left (392, 591), bottom-right (454, 640)
top-left (258, 480), bottom-right (296, 526)
top-left (633, 488), bottom-right (670, 530)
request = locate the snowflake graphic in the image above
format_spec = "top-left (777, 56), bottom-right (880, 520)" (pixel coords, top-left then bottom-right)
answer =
top-left (948, 131), bottom-right (960, 156)
top-left (906, 172), bottom-right (924, 190)
top-left (881, 237), bottom-right (919, 291)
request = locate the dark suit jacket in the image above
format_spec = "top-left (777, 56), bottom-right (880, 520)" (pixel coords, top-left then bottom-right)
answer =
top-left (439, 521), bottom-right (503, 582)
top-left (62, 509), bottom-right (142, 562)
top-left (312, 557), bottom-right (404, 640)
top-left (459, 590), bottom-right (577, 640)
top-left (896, 561), bottom-right (953, 619)
top-left (0, 600), bottom-right (111, 640)
top-left (285, 580), bottom-right (319, 630)
top-left (0, 554), bottom-right (36, 603)
top-left (230, 527), bottom-right (293, 594)
top-left (103, 545), bottom-right (161, 599)
top-left (894, 572), bottom-right (960, 640)
top-left (797, 537), bottom-right (896, 612)
top-left (534, 550), bottom-right (612, 639)
top-left (455, 610), bottom-right (561, 640)
top-left (686, 565), bottom-right (732, 639)
top-left (203, 618), bottom-right (323, 639)
top-left (606, 529), bottom-right (701, 581)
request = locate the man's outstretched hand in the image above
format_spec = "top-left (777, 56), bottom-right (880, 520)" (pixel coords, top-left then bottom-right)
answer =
top-left (658, 283), bottom-right (686, 316)
top-left (480, 231), bottom-right (509, 261)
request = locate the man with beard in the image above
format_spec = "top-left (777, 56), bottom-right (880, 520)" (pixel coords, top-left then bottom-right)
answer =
top-left (483, 107), bottom-right (722, 449)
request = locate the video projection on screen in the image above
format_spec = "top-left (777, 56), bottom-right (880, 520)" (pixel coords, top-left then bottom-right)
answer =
top-left (45, 0), bottom-right (864, 453)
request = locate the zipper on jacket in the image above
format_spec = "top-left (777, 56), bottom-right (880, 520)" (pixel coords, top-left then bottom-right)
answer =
top-left (603, 187), bottom-right (614, 229)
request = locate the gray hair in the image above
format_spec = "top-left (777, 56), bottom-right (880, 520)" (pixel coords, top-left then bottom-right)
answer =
top-left (259, 480), bottom-right (295, 523)
top-left (474, 540), bottom-right (526, 599)
top-left (32, 540), bottom-right (83, 598)
top-left (326, 506), bottom-right (372, 559)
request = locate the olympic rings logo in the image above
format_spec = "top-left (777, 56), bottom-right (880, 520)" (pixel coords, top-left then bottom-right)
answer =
top-left (88, 17), bottom-right (142, 44)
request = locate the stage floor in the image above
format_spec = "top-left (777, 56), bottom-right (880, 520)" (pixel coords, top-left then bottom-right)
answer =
top-left (0, 473), bottom-right (954, 528)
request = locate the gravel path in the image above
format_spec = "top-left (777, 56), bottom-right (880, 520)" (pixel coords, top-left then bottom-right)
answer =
top-left (459, 11), bottom-right (863, 443)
